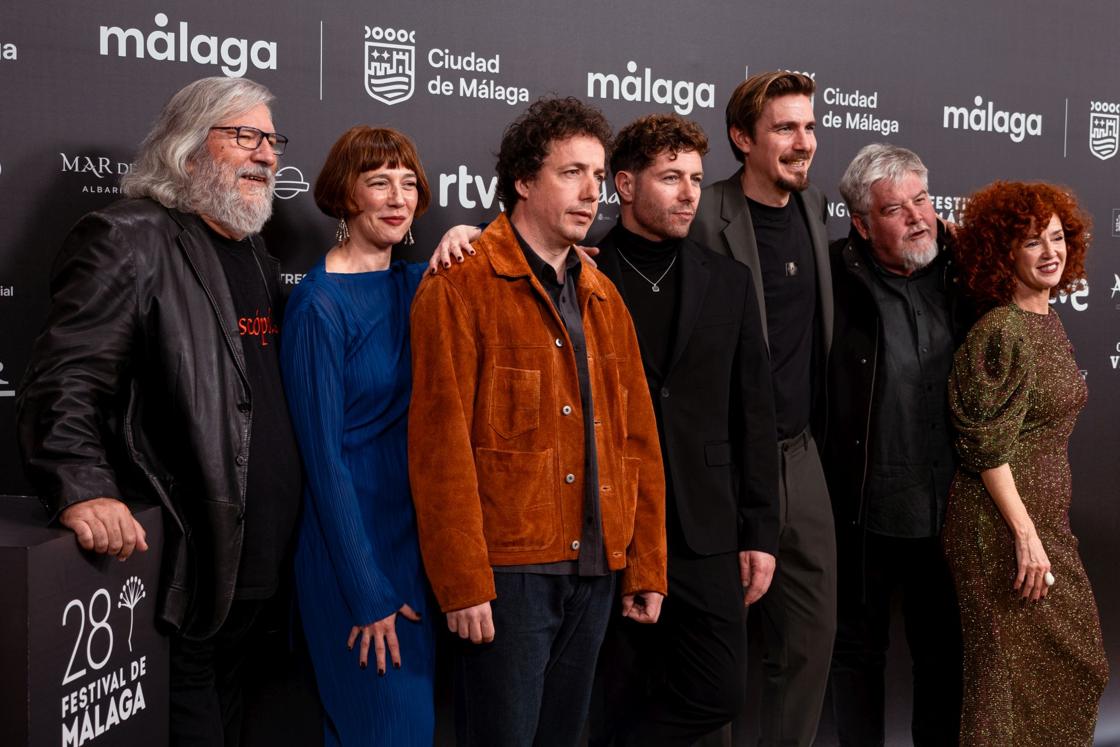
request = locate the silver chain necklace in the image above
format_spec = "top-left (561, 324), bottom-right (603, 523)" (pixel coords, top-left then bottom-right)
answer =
top-left (616, 249), bottom-right (677, 293)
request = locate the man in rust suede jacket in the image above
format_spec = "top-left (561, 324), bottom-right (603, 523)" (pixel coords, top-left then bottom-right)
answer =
top-left (408, 97), bottom-right (667, 746)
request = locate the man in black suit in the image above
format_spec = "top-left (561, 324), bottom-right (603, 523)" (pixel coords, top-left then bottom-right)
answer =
top-left (689, 70), bottom-right (835, 747)
top-left (590, 113), bottom-right (780, 745)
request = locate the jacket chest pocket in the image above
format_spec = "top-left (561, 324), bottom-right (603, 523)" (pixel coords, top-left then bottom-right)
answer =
top-left (489, 366), bottom-right (541, 439)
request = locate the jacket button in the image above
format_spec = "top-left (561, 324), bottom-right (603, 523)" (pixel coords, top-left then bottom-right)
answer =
top-left (660, 387), bottom-right (670, 398)
top-left (236, 455), bottom-right (248, 466)
top-left (571, 540), bottom-right (581, 550)
top-left (555, 338), bottom-right (564, 348)
top-left (860, 358), bottom-right (867, 364)
top-left (854, 439), bottom-right (861, 446)
top-left (237, 402), bottom-right (250, 413)
top-left (565, 473), bottom-right (576, 484)
top-left (562, 405), bottom-right (573, 415)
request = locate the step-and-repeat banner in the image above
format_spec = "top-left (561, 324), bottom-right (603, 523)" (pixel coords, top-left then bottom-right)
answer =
top-left (2, 1), bottom-right (1119, 740)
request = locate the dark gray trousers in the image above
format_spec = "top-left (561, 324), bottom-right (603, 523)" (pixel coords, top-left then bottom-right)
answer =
top-left (701, 430), bottom-right (837, 747)
top-left (753, 430), bottom-right (836, 746)
top-left (751, 430), bottom-right (836, 746)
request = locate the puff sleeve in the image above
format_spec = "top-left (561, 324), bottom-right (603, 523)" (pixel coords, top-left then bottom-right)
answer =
top-left (948, 306), bottom-right (1033, 473)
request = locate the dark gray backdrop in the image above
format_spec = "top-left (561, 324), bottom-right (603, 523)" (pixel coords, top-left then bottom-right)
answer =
top-left (2, 2), bottom-right (1118, 742)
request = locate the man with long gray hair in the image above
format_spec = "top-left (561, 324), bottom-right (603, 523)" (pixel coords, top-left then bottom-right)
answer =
top-left (823, 143), bottom-right (971, 744)
top-left (18, 76), bottom-right (302, 745)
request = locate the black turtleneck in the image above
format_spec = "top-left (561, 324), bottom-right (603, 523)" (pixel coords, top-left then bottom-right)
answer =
top-left (612, 223), bottom-right (682, 376)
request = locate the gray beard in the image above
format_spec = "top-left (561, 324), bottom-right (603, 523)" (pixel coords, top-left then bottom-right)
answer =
top-left (188, 156), bottom-right (275, 237)
top-left (898, 238), bottom-right (939, 272)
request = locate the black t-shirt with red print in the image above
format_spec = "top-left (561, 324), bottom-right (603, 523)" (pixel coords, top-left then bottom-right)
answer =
top-left (209, 229), bottom-right (301, 599)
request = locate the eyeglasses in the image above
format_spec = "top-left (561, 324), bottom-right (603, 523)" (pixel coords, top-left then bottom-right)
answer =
top-left (209, 126), bottom-right (289, 155)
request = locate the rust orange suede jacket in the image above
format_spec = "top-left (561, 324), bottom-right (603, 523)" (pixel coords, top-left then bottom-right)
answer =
top-left (408, 214), bottom-right (667, 613)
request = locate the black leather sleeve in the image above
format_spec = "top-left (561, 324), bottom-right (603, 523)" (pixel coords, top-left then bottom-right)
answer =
top-left (17, 212), bottom-right (138, 518)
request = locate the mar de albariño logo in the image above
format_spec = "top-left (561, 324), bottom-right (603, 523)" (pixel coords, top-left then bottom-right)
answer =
top-left (365, 26), bottom-right (415, 105)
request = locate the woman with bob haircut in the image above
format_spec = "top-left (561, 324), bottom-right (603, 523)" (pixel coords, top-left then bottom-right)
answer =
top-left (280, 126), bottom-right (446, 745)
top-left (943, 181), bottom-right (1108, 745)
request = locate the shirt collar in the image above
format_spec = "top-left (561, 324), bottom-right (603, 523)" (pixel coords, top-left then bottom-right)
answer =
top-left (511, 222), bottom-right (581, 290)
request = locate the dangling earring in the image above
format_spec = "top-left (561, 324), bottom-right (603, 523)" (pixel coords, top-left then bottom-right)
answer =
top-left (404, 226), bottom-right (415, 246)
top-left (335, 217), bottom-right (350, 244)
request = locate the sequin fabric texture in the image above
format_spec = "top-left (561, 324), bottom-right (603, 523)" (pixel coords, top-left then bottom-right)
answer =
top-left (943, 303), bottom-right (1108, 746)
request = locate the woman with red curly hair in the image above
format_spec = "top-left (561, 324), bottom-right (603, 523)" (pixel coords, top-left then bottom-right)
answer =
top-left (944, 181), bottom-right (1108, 745)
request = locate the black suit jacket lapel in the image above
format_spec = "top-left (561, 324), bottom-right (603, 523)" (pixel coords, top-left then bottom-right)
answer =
top-left (666, 240), bottom-right (709, 376)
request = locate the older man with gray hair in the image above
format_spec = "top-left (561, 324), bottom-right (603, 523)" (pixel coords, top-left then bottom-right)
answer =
top-left (822, 143), bottom-right (972, 745)
top-left (18, 76), bottom-right (301, 745)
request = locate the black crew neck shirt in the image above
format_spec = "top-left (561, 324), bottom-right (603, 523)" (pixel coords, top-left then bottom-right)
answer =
top-left (209, 230), bottom-right (302, 599)
top-left (748, 196), bottom-right (815, 439)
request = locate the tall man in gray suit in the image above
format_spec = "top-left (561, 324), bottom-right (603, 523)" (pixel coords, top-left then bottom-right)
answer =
top-left (689, 70), bottom-right (835, 747)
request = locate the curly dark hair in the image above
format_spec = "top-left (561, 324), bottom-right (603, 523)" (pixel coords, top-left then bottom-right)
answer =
top-left (954, 181), bottom-right (1090, 309)
top-left (609, 114), bottom-right (709, 175)
top-left (496, 96), bottom-right (611, 212)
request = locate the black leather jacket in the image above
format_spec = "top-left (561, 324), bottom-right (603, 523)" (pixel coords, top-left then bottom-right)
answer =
top-left (18, 198), bottom-right (282, 639)
top-left (822, 223), bottom-right (974, 531)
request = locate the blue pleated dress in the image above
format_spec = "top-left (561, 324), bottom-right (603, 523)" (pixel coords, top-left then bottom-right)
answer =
top-left (280, 258), bottom-right (433, 746)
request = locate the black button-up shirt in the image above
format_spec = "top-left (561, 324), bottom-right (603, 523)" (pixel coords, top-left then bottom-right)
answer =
top-left (862, 249), bottom-right (957, 538)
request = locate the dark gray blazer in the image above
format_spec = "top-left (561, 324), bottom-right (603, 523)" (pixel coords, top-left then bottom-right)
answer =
top-left (689, 167), bottom-right (833, 439)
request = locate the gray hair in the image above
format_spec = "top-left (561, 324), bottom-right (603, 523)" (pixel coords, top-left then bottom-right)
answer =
top-left (838, 143), bottom-right (929, 217)
top-left (121, 77), bottom-right (275, 210)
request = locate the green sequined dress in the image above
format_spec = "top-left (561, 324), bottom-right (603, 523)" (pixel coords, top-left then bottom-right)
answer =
top-left (943, 304), bottom-right (1108, 745)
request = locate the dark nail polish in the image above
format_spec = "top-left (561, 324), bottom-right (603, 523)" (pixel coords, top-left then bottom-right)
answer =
top-left (360, 662), bottom-right (367, 670)
top-left (378, 669), bottom-right (385, 676)
top-left (393, 662), bottom-right (401, 670)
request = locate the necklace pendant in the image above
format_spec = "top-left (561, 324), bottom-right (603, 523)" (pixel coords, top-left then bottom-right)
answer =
top-left (651, 284), bottom-right (660, 293)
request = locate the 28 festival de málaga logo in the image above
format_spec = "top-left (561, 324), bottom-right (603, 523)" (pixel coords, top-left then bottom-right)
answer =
top-left (59, 577), bottom-right (153, 745)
